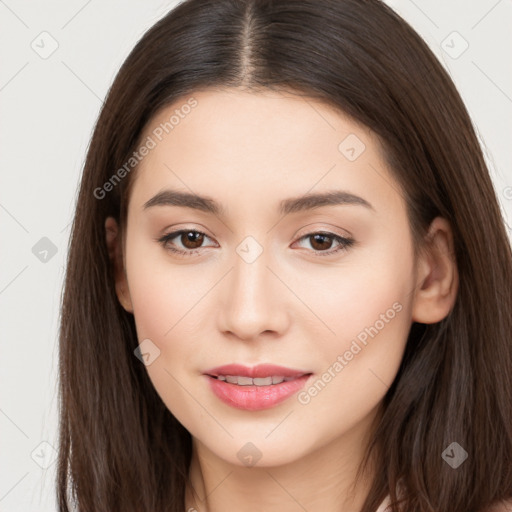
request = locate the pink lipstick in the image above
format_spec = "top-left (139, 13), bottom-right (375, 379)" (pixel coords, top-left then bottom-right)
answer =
top-left (204, 364), bottom-right (313, 411)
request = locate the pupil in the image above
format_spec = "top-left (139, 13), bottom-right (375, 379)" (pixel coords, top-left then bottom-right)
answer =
top-left (312, 234), bottom-right (331, 250)
top-left (184, 231), bottom-right (203, 248)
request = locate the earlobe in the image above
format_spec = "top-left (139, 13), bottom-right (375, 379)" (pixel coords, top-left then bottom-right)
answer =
top-left (411, 217), bottom-right (459, 324)
top-left (105, 216), bottom-right (134, 313)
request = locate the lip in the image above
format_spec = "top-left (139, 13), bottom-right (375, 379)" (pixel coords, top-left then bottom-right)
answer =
top-left (204, 363), bottom-right (309, 379)
top-left (203, 364), bottom-right (313, 411)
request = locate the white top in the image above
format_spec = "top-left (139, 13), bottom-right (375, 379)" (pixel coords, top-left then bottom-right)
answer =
top-left (375, 494), bottom-right (391, 512)
top-left (375, 496), bottom-right (512, 512)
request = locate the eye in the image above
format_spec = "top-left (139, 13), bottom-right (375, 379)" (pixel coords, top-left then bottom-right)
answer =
top-left (157, 229), bottom-right (216, 256)
top-left (293, 232), bottom-right (355, 256)
top-left (157, 229), bottom-right (355, 257)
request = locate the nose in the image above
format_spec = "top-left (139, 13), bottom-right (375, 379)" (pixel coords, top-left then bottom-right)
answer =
top-left (217, 245), bottom-right (290, 342)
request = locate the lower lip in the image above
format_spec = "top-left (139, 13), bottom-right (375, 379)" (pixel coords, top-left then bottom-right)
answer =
top-left (205, 374), bottom-right (312, 411)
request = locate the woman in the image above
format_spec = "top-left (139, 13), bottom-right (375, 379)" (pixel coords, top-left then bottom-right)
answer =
top-left (57, 0), bottom-right (512, 511)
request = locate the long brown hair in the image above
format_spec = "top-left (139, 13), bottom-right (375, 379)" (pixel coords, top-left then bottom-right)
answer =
top-left (57, 0), bottom-right (512, 510)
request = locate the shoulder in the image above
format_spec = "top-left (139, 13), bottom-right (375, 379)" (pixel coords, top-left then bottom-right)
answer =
top-left (481, 499), bottom-right (512, 512)
top-left (377, 498), bottom-right (512, 512)
top-left (378, 493), bottom-right (512, 512)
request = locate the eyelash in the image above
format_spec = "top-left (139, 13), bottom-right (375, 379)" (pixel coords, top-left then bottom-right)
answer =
top-left (156, 229), bottom-right (355, 258)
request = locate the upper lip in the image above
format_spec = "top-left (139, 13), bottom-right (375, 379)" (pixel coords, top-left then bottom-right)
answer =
top-left (204, 364), bottom-right (311, 379)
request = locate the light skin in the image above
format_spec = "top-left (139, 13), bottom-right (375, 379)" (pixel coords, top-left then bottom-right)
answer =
top-left (105, 88), bottom-right (458, 511)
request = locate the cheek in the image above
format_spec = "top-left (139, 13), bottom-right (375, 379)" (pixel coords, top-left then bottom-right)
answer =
top-left (125, 246), bottom-right (207, 424)
top-left (125, 237), bottom-right (207, 340)
top-left (124, 241), bottom-right (195, 381)
top-left (294, 238), bottom-right (414, 417)
top-left (302, 234), bottom-right (414, 342)
top-left (127, 271), bottom-right (180, 341)
top-left (296, 237), bottom-right (414, 385)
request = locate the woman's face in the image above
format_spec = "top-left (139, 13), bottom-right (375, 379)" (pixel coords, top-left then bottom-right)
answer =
top-left (114, 88), bottom-right (421, 467)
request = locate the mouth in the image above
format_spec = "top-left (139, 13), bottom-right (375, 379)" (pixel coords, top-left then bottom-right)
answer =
top-left (208, 375), bottom-right (305, 386)
top-left (203, 363), bottom-right (313, 411)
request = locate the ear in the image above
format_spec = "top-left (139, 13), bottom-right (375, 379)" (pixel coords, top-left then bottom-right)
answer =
top-left (105, 216), bottom-right (133, 313)
top-left (411, 217), bottom-right (459, 324)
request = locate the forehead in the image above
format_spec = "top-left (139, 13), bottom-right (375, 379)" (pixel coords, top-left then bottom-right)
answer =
top-left (140, 87), bottom-right (378, 161)
top-left (129, 88), bottom-right (405, 218)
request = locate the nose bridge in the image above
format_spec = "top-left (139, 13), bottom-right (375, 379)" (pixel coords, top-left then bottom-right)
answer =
top-left (218, 234), bottom-right (288, 339)
top-left (233, 237), bottom-right (270, 299)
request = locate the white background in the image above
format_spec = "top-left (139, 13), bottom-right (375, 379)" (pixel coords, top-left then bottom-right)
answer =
top-left (1, 0), bottom-right (511, 510)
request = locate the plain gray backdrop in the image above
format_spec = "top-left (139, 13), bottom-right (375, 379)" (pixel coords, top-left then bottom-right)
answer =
top-left (1, 0), bottom-right (511, 510)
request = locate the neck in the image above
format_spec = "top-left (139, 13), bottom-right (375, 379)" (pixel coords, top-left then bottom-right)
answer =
top-left (185, 406), bottom-right (380, 512)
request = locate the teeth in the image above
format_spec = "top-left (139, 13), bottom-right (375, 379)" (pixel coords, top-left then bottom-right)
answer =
top-left (253, 377), bottom-right (273, 386)
top-left (215, 375), bottom-right (295, 386)
top-left (237, 376), bottom-right (254, 386)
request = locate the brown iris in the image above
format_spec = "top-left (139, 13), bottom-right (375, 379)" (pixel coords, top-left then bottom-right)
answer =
top-left (180, 231), bottom-right (205, 249)
top-left (308, 233), bottom-right (334, 251)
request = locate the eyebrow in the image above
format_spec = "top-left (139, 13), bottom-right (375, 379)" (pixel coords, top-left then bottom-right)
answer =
top-left (143, 189), bottom-right (374, 216)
